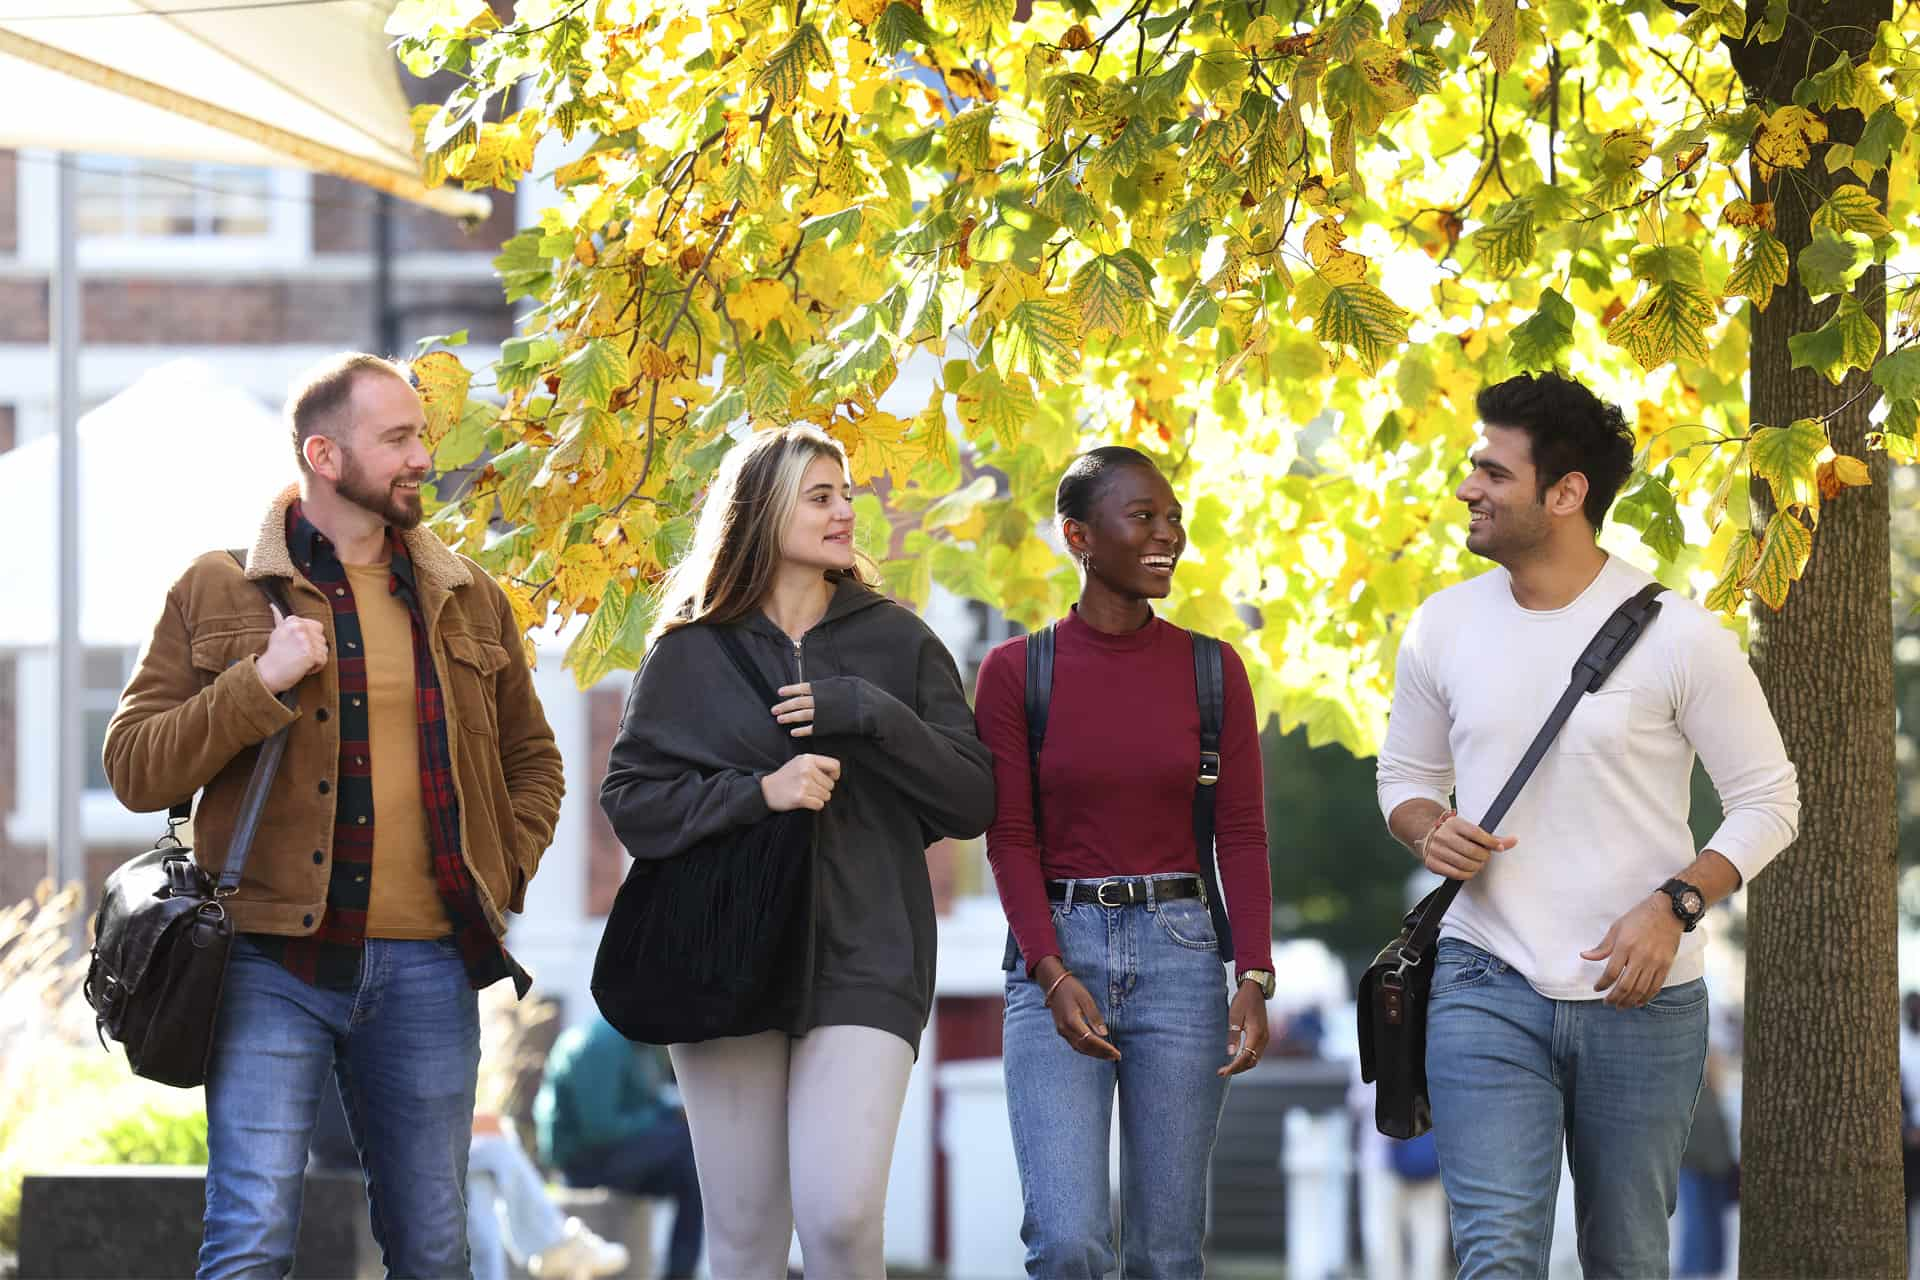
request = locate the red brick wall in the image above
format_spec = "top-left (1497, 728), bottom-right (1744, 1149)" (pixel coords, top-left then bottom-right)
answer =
top-left (0, 278), bottom-right (512, 348)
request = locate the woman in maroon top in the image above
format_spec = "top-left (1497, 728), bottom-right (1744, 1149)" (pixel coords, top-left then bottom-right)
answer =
top-left (975, 446), bottom-right (1275, 1278)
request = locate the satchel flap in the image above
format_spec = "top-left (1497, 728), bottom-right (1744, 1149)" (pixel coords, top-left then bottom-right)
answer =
top-left (94, 847), bottom-right (214, 995)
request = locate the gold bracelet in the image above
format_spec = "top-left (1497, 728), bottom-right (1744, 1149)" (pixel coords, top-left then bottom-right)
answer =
top-left (1043, 970), bottom-right (1074, 1005)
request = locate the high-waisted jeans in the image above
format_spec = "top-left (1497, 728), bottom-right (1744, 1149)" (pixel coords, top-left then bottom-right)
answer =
top-left (1002, 875), bottom-right (1232, 1279)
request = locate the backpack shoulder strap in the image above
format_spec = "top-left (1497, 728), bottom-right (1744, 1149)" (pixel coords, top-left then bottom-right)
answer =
top-left (1187, 631), bottom-right (1234, 961)
top-left (1193, 633), bottom-right (1224, 786)
top-left (1024, 622), bottom-right (1056, 775)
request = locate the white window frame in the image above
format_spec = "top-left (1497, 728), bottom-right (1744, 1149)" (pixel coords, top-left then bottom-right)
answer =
top-left (5, 646), bottom-right (155, 846)
top-left (14, 148), bottom-right (311, 272)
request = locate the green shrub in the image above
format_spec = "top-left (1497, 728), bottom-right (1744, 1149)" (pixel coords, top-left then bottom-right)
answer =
top-left (83, 1104), bottom-right (209, 1167)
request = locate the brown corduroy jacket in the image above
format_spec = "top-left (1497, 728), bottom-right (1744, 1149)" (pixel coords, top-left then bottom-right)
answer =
top-left (103, 486), bottom-right (565, 939)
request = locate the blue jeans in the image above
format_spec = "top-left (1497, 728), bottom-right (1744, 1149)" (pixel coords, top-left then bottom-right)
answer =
top-left (200, 936), bottom-right (481, 1279)
top-left (1425, 939), bottom-right (1709, 1280)
top-left (1003, 876), bottom-right (1231, 1278)
top-left (1674, 1167), bottom-right (1733, 1277)
top-left (563, 1112), bottom-right (704, 1279)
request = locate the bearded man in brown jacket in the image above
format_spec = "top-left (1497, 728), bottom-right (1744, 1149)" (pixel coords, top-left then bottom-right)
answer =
top-left (104, 353), bottom-right (564, 1279)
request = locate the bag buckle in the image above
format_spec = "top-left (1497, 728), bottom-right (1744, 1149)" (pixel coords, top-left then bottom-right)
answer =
top-left (1197, 752), bottom-right (1221, 786)
top-left (1095, 881), bottom-right (1131, 908)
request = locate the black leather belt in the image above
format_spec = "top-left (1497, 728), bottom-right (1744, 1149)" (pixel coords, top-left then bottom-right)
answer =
top-left (1046, 877), bottom-right (1205, 908)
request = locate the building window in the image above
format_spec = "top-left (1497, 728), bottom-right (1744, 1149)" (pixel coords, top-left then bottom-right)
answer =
top-left (82, 648), bottom-right (136, 794)
top-left (76, 159), bottom-right (274, 241)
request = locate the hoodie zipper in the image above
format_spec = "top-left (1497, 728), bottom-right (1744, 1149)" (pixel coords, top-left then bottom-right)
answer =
top-left (791, 635), bottom-right (804, 683)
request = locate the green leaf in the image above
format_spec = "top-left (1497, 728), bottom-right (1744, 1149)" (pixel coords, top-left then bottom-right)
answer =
top-left (1787, 296), bottom-right (1881, 385)
top-left (1748, 511), bottom-right (1812, 610)
top-left (1853, 103), bottom-right (1908, 172)
top-left (414, 329), bottom-right (469, 356)
top-left (1628, 244), bottom-right (1704, 287)
top-left (1171, 280), bottom-right (1220, 339)
top-left (719, 161), bottom-right (758, 205)
top-left (936, 0), bottom-right (1016, 42)
top-left (580, 577), bottom-right (632, 659)
top-left (1752, 0), bottom-right (1787, 41)
top-left (1070, 254), bottom-right (1152, 337)
top-left (1605, 281), bottom-right (1717, 371)
top-left (762, 117), bottom-right (804, 188)
top-left (746, 360), bottom-right (804, 418)
top-left (436, 398), bottom-right (496, 471)
top-left (1797, 229), bottom-right (1863, 298)
top-left (1322, 55), bottom-right (1414, 135)
top-left (1315, 281), bottom-right (1410, 373)
top-left (751, 25), bottom-right (830, 109)
top-left (800, 204), bottom-right (865, 250)
top-left (1749, 418), bottom-right (1826, 506)
top-left (957, 367), bottom-right (1037, 449)
top-left (1810, 184), bottom-right (1893, 239)
top-left (1002, 299), bottom-right (1080, 376)
top-left (1090, 116), bottom-right (1155, 177)
top-left (1137, 52), bottom-right (1195, 120)
top-left (871, 1), bottom-right (937, 54)
top-left (1612, 471), bottom-right (1685, 561)
top-left (1724, 230), bottom-right (1789, 311)
top-left (1322, 1), bottom-right (1382, 62)
top-left (946, 105), bottom-right (995, 171)
top-left (1507, 288), bottom-right (1575, 371)
top-left (1471, 198), bottom-right (1535, 278)
top-left (1870, 345), bottom-right (1920, 402)
top-left (558, 338), bottom-right (627, 408)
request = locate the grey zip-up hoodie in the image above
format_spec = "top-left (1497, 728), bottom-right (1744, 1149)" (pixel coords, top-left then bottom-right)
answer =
top-left (599, 577), bottom-right (996, 1053)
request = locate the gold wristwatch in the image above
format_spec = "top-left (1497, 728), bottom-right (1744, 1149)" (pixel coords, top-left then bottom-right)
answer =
top-left (1238, 969), bottom-right (1276, 999)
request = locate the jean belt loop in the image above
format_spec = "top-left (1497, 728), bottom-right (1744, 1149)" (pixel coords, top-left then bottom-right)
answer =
top-left (1145, 875), bottom-right (1158, 912)
top-left (1062, 878), bottom-right (1076, 914)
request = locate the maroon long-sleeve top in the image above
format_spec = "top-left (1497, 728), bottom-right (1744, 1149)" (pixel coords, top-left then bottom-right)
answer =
top-left (974, 608), bottom-right (1275, 976)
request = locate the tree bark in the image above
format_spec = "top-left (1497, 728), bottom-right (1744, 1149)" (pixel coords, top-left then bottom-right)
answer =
top-left (1728, 2), bottom-right (1903, 1274)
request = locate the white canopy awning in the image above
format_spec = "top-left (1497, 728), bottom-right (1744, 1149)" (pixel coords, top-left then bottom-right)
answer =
top-left (0, 0), bottom-right (487, 219)
top-left (0, 360), bottom-right (295, 650)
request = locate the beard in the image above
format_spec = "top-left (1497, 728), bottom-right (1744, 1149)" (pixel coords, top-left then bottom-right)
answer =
top-left (1466, 502), bottom-right (1551, 565)
top-left (335, 446), bottom-right (424, 530)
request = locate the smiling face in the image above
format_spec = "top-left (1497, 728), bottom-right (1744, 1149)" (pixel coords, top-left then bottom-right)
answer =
top-left (312, 372), bottom-right (431, 530)
top-left (778, 450), bottom-right (857, 574)
top-left (1455, 423), bottom-right (1556, 566)
top-left (1066, 462), bottom-right (1186, 599)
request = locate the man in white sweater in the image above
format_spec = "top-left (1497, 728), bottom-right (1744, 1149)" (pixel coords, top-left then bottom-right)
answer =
top-left (1375, 372), bottom-right (1800, 1278)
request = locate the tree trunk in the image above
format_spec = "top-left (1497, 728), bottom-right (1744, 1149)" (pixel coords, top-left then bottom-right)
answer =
top-left (1729, 3), bottom-right (1903, 1274)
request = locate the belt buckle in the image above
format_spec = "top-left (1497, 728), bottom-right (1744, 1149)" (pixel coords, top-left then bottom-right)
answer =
top-left (1095, 881), bottom-right (1129, 908)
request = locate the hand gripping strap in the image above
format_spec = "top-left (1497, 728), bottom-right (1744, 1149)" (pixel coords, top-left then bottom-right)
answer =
top-left (214, 551), bottom-right (298, 895)
top-left (1399, 581), bottom-right (1666, 958)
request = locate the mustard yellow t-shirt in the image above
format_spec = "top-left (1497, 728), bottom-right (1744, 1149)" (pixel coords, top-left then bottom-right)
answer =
top-left (344, 562), bottom-right (450, 939)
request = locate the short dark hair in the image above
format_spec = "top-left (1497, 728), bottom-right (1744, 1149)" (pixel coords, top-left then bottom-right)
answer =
top-left (285, 352), bottom-right (412, 473)
top-left (1056, 446), bottom-right (1161, 522)
top-left (1475, 372), bottom-right (1635, 530)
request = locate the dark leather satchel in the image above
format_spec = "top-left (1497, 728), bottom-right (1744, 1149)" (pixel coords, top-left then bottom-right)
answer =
top-left (592, 627), bottom-right (817, 1044)
top-left (84, 556), bottom-right (294, 1089)
top-left (1358, 582), bottom-right (1664, 1139)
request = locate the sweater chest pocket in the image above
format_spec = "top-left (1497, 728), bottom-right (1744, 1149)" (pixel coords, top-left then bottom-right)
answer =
top-left (1558, 686), bottom-right (1632, 756)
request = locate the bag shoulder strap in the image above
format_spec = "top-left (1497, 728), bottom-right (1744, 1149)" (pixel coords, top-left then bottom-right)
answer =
top-left (1023, 622), bottom-right (1057, 837)
top-left (713, 627), bottom-right (793, 759)
top-left (210, 549), bottom-right (299, 893)
top-left (1189, 632), bottom-right (1233, 959)
top-left (1401, 580), bottom-right (1667, 956)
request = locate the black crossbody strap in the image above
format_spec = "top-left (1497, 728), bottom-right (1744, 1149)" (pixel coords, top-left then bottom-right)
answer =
top-left (1191, 634), bottom-right (1233, 960)
top-left (1023, 623), bottom-right (1057, 840)
top-left (216, 550), bottom-right (298, 894)
top-left (1400, 581), bottom-right (1667, 957)
top-left (715, 626), bottom-right (797, 760)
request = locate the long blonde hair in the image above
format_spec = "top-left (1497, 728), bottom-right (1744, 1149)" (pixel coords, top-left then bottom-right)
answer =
top-left (652, 425), bottom-right (879, 641)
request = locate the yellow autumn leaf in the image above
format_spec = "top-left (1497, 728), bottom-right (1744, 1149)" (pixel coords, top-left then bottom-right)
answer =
top-left (733, 278), bottom-right (793, 336)
top-left (1752, 105), bottom-right (1828, 179)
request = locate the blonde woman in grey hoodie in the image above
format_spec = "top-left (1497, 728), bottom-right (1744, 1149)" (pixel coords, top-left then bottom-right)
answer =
top-left (599, 424), bottom-right (995, 1279)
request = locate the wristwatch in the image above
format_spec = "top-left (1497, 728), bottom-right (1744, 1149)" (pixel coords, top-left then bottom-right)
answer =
top-left (1239, 969), bottom-right (1277, 999)
top-left (1659, 878), bottom-right (1707, 932)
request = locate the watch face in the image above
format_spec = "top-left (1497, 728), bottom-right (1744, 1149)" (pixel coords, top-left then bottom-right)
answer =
top-left (1681, 891), bottom-right (1704, 916)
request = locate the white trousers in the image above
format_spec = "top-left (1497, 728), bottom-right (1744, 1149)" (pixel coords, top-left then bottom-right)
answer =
top-left (670, 1025), bottom-right (915, 1280)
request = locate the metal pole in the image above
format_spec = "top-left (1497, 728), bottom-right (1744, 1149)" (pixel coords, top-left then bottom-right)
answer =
top-left (52, 153), bottom-right (83, 902)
